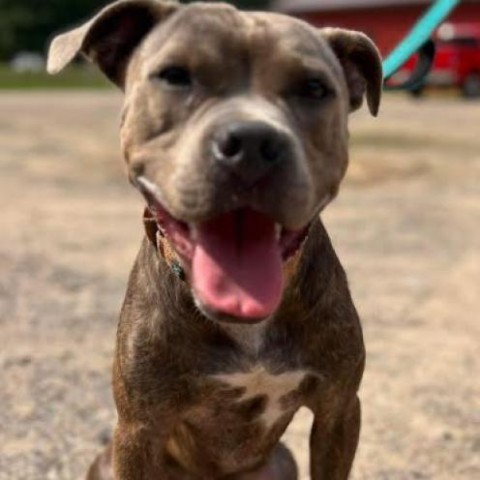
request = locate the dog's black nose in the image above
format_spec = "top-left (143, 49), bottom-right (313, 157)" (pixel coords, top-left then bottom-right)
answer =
top-left (212, 122), bottom-right (289, 185)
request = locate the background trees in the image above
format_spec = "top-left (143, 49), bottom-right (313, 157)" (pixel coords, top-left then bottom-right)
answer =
top-left (0, 0), bottom-right (270, 61)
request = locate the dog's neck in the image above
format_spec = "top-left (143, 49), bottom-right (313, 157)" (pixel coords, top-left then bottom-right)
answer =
top-left (221, 319), bottom-right (272, 356)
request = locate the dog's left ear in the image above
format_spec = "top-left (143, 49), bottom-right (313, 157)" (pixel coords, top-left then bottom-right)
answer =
top-left (47, 0), bottom-right (179, 88)
top-left (322, 28), bottom-right (383, 116)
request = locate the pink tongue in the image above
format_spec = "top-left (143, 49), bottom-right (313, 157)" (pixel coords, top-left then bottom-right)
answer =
top-left (192, 210), bottom-right (283, 319)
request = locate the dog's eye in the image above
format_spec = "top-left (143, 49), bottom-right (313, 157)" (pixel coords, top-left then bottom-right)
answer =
top-left (298, 78), bottom-right (331, 101)
top-left (157, 66), bottom-right (192, 89)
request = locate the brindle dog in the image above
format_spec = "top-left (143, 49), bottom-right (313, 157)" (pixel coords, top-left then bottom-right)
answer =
top-left (48, 1), bottom-right (382, 478)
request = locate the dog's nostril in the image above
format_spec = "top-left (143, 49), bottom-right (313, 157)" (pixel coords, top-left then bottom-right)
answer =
top-left (219, 133), bottom-right (243, 159)
top-left (260, 138), bottom-right (282, 164)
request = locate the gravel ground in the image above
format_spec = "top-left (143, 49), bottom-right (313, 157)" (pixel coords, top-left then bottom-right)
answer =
top-left (0, 92), bottom-right (479, 479)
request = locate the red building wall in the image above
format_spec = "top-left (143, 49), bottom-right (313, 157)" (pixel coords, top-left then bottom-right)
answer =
top-left (296, 3), bottom-right (480, 56)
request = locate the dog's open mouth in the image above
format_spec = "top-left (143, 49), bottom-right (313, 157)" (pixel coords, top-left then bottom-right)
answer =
top-left (150, 201), bottom-right (309, 321)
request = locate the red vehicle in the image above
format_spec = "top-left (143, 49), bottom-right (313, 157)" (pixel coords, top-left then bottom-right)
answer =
top-left (394, 22), bottom-right (480, 97)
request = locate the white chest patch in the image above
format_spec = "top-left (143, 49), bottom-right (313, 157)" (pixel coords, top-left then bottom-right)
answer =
top-left (214, 366), bottom-right (307, 429)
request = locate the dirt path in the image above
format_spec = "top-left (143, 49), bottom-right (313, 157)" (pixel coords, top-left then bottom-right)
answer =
top-left (0, 92), bottom-right (478, 479)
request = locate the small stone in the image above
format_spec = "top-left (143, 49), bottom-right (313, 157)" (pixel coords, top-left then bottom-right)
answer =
top-left (442, 431), bottom-right (454, 442)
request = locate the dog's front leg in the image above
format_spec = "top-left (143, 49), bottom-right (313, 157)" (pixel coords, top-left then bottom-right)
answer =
top-left (112, 422), bottom-right (176, 480)
top-left (309, 396), bottom-right (361, 480)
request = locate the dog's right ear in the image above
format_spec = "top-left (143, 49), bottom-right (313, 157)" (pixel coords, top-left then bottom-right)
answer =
top-left (47, 0), bottom-right (179, 88)
top-left (321, 28), bottom-right (383, 117)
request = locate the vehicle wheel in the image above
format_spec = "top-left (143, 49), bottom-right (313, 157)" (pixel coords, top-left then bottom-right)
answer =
top-left (462, 73), bottom-right (480, 98)
top-left (409, 86), bottom-right (424, 98)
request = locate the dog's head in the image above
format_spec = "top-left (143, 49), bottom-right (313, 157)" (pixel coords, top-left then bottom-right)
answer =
top-left (48, 0), bottom-right (382, 323)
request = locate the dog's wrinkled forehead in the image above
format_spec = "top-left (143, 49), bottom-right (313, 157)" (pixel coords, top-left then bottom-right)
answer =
top-left (144, 3), bottom-right (245, 51)
top-left (133, 5), bottom-right (344, 90)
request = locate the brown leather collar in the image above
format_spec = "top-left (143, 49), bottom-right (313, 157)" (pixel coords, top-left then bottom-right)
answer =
top-left (143, 208), bottom-right (186, 281)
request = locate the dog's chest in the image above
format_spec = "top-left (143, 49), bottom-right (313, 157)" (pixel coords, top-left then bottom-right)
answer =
top-left (170, 366), bottom-right (307, 475)
top-left (212, 366), bottom-right (307, 429)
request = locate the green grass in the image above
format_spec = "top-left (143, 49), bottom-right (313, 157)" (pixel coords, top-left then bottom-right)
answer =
top-left (0, 64), bottom-right (111, 90)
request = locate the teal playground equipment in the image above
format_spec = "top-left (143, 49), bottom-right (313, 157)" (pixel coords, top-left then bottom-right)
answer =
top-left (383, 0), bottom-right (461, 88)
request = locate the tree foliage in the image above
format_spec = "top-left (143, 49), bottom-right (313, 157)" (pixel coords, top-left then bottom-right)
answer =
top-left (0, 0), bottom-right (270, 61)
